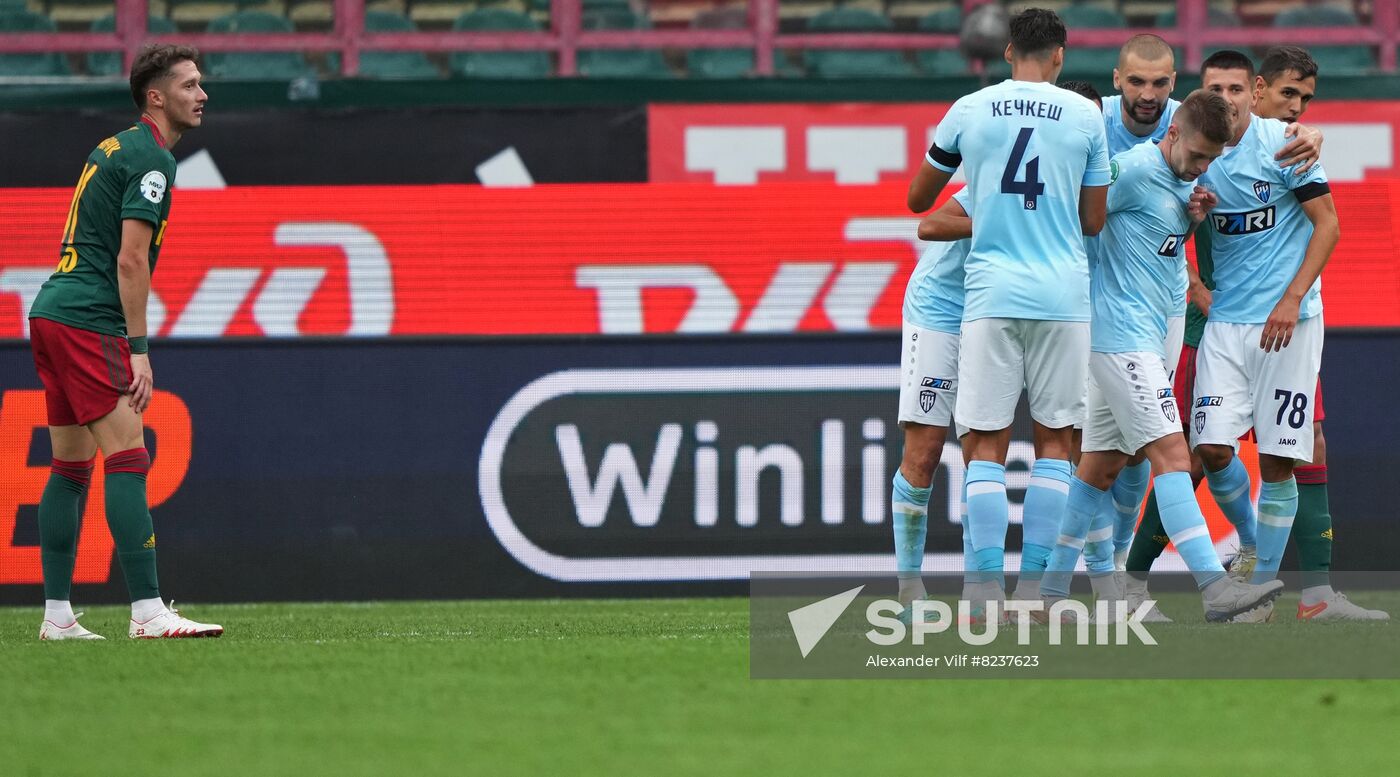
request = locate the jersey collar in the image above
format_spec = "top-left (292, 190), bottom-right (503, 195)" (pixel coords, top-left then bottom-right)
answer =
top-left (139, 115), bottom-right (167, 149)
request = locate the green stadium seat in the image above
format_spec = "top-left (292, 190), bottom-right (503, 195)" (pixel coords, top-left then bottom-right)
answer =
top-left (0, 8), bottom-right (70, 77)
top-left (578, 8), bottom-right (673, 78)
top-left (86, 14), bottom-right (179, 77)
top-left (804, 7), bottom-right (915, 78)
top-left (686, 6), bottom-right (752, 78)
top-left (450, 8), bottom-right (551, 79)
top-left (47, 0), bottom-right (123, 26)
top-left (1058, 1), bottom-right (1124, 76)
top-left (325, 10), bottom-right (439, 78)
top-left (1275, 5), bottom-right (1374, 75)
top-left (915, 7), bottom-right (966, 76)
top-left (205, 11), bottom-right (317, 80)
top-left (170, 0), bottom-right (281, 27)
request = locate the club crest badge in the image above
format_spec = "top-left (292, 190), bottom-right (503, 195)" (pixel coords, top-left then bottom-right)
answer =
top-left (1253, 180), bottom-right (1271, 203)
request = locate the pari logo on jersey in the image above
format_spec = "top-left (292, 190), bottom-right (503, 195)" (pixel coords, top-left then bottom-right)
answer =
top-left (1212, 206), bottom-right (1276, 235)
top-left (479, 366), bottom-right (927, 582)
top-left (1156, 233), bottom-right (1186, 258)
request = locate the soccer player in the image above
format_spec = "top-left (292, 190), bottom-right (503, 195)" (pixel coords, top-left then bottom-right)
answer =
top-left (1189, 50), bottom-right (1338, 614)
top-left (907, 8), bottom-right (1109, 613)
top-left (28, 45), bottom-right (222, 640)
top-left (1038, 90), bottom-right (1284, 621)
top-left (891, 191), bottom-right (974, 617)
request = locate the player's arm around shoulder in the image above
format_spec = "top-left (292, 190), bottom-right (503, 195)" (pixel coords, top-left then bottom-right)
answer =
top-left (917, 193), bottom-right (972, 241)
top-left (910, 96), bottom-right (971, 212)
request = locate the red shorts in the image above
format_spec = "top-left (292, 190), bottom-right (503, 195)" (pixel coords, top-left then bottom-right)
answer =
top-left (29, 317), bottom-right (130, 427)
top-left (1172, 343), bottom-right (1197, 426)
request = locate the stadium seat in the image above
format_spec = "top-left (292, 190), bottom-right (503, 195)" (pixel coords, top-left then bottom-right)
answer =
top-left (170, 0), bottom-right (282, 27)
top-left (86, 14), bottom-right (179, 77)
top-left (1275, 4), bottom-right (1374, 75)
top-left (47, 0), bottom-right (126, 26)
top-left (450, 8), bottom-right (551, 79)
top-left (0, 8), bottom-right (70, 77)
top-left (804, 7), bottom-right (915, 78)
top-left (686, 5), bottom-right (752, 78)
top-left (410, 0), bottom-right (476, 26)
top-left (578, 8), bottom-right (674, 78)
top-left (1058, 1), bottom-right (1124, 76)
top-left (205, 11), bottom-right (317, 80)
top-left (324, 10), bottom-right (439, 78)
top-left (915, 7), bottom-right (967, 76)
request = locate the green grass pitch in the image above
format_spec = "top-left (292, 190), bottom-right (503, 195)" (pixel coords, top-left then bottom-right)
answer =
top-left (3, 597), bottom-right (1398, 777)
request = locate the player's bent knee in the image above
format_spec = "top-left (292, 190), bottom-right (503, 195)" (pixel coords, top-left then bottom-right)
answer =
top-left (1196, 444), bottom-right (1235, 474)
top-left (1259, 454), bottom-right (1296, 483)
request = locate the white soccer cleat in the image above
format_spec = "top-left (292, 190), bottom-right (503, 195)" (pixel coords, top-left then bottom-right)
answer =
top-left (1123, 575), bottom-right (1172, 623)
top-left (1203, 578), bottom-right (1284, 622)
top-left (1228, 600), bottom-right (1275, 623)
top-left (1297, 592), bottom-right (1391, 622)
top-left (129, 602), bottom-right (223, 639)
top-left (39, 613), bottom-right (105, 641)
top-left (1226, 546), bottom-right (1257, 581)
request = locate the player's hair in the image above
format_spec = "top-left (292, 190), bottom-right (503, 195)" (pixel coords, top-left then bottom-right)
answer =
top-left (1057, 80), bottom-right (1102, 106)
top-left (1200, 49), bottom-right (1255, 82)
top-left (1259, 45), bottom-right (1319, 84)
top-left (1008, 8), bottom-right (1066, 60)
top-left (1174, 89), bottom-right (1233, 145)
top-left (130, 44), bottom-right (200, 110)
top-left (1118, 33), bottom-right (1173, 68)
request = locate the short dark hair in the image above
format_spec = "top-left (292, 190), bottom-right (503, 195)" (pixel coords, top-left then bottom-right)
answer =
top-left (1175, 89), bottom-right (1233, 145)
top-left (1008, 8), bottom-right (1066, 60)
top-left (1058, 79), bottom-right (1101, 105)
top-left (1259, 45), bottom-right (1319, 83)
top-left (1200, 49), bottom-right (1255, 82)
top-left (130, 44), bottom-right (200, 110)
top-left (1118, 33), bottom-right (1173, 68)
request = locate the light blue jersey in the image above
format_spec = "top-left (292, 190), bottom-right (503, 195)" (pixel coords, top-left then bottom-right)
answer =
top-left (1102, 95), bottom-right (1180, 157)
top-left (1092, 142), bottom-right (1197, 356)
top-left (1199, 117), bottom-right (1329, 324)
top-left (1102, 95), bottom-right (1188, 312)
top-left (903, 189), bottom-right (972, 334)
top-left (930, 80), bottom-right (1111, 322)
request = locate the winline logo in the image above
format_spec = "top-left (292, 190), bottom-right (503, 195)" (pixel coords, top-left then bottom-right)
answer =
top-left (787, 586), bottom-right (1158, 657)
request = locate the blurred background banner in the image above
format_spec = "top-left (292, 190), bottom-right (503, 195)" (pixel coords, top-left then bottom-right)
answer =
top-left (2, 180), bottom-right (1399, 340)
top-left (1, 331), bottom-right (1396, 603)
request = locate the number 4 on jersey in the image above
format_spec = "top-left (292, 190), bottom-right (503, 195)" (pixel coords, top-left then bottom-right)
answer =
top-left (1001, 127), bottom-right (1045, 210)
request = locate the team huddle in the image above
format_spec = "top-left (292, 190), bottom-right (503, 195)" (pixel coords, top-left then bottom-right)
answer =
top-left (893, 11), bottom-right (1388, 624)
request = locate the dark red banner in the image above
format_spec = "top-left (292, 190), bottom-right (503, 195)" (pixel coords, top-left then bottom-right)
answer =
top-left (0, 181), bottom-right (1396, 338)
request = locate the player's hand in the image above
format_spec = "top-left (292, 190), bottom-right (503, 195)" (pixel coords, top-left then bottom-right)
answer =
top-left (1261, 296), bottom-right (1302, 352)
top-left (1186, 185), bottom-right (1217, 223)
top-left (126, 353), bottom-right (153, 413)
top-left (1189, 280), bottom-right (1213, 317)
top-left (1277, 124), bottom-right (1323, 174)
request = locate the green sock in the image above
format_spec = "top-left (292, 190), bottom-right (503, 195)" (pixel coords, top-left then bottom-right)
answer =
top-left (1293, 481), bottom-right (1333, 591)
top-left (39, 459), bottom-right (94, 601)
top-left (1126, 488), bottom-right (1171, 575)
top-left (104, 450), bottom-right (160, 602)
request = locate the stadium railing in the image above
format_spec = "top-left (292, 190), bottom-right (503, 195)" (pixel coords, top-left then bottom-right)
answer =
top-left (0, 0), bottom-right (1395, 77)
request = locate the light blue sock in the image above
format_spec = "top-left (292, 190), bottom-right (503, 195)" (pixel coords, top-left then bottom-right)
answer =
top-left (891, 471), bottom-right (931, 577)
top-left (1021, 458), bottom-right (1072, 580)
top-left (1110, 460), bottom-right (1151, 555)
top-left (960, 480), bottom-right (974, 585)
top-left (1154, 471), bottom-right (1225, 589)
top-left (965, 461), bottom-right (1008, 588)
top-left (1083, 495), bottom-right (1116, 577)
top-left (1205, 456), bottom-right (1257, 548)
top-left (1252, 477), bottom-right (1298, 584)
top-left (1041, 477), bottom-right (1107, 599)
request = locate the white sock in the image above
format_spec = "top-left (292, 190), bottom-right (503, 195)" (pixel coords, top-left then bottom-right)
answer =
top-left (1012, 579), bottom-right (1041, 601)
top-left (132, 597), bottom-right (166, 622)
top-left (44, 599), bottom-right (76, 625)
top-left (897, 574), bottom-right (927, 606)
top-left (1113, 550), bottom-right (1128, 571)
top-left (1301, 585), bottom-right (1334, 606)
top-left (1090, 574), bottom-right (1122, 600)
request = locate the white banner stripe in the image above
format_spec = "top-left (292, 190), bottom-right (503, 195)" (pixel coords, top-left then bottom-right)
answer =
top-left (966, 482), bottom-right (1006, 498)
top-left (1171, 524), bottom-right (1211, 545)
top-left (1028, 477), bottom-right (1071, 495)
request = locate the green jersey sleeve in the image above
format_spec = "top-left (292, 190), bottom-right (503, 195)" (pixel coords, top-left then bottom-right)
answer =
top-left (120, 147), bottom-right (175, 226)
